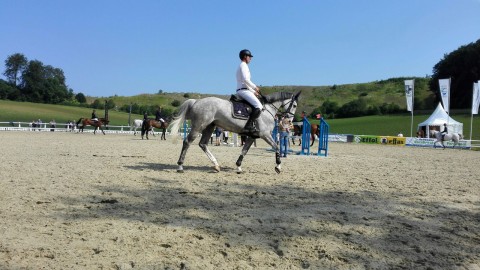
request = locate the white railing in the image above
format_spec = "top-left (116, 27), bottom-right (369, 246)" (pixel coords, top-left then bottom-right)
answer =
top-left (469, 140), bottom-right (480, 149)
top-left (0, 121), bottom-right (135, 134)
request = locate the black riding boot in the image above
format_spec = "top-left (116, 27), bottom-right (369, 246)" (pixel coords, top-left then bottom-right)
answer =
top-left (243, 108), bottom-right (261, 134)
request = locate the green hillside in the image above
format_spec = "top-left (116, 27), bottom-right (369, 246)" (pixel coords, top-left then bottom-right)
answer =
top-left (260, 77), bottom-right (435, 114)
top-left (1, 99), bottom-right (479, 140)
top-left (0, 99), bottom-right (142, 126)
top-left (84, 77), bottom-right (434, 116)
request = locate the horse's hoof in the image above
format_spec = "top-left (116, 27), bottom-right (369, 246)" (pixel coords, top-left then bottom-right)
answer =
top-left (275, 167), bottom-right (281, 174)
top-left (213, 165), bottom-right (220, 172)
top-left (236, 167), bottom-right (243, 174)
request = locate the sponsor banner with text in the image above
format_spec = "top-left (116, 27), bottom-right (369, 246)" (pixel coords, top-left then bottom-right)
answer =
top-left (354, 135), bottom-right (406, 146)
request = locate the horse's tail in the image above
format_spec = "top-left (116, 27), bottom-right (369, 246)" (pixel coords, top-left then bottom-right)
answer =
top-left (169, 99), bottom-right (196, 139)
top-left (76, 118), bottom-right (83, 127)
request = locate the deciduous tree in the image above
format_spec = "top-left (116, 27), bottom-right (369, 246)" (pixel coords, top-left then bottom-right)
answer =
top-left (3, 53), bottom-right (27, 87)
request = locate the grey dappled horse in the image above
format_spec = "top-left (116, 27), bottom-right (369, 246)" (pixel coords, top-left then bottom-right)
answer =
top-left (169, 92), bottom-right (301, 174)
top-left (431, 130), bottom-right (463, 149)
top-left (130, 119), bottom-right (144, 136)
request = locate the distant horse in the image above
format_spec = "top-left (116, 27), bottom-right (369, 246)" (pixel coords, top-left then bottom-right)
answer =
top-left (291, 123), bottom-right (319, 146)
top-left (169, 91), bottom-right (301, 174)
top-left (141, 119), bottom-right (169, 140)
top-left (431, 130), bottom-right (463, 149)
top-left (291, 124), bottom-right (302, 145)
top-left (76, 118), bottom-right (108, 135)
top-left (130, 119), bottom-right (153, 136)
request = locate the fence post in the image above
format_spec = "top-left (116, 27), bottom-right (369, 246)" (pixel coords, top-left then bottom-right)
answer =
top-left (317, 118), bottom-right (329, 157)
top-left (300, 117), bottom-right (311, 155)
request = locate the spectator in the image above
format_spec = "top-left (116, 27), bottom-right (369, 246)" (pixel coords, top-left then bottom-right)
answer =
top-left (37, 119), bottom-right (42, 131)
top-left (49, 119), bottom-right (56, 132)
top-left (279, 116), bottom-right (293, 157)
top-left (223, 130), bottom-right (229, 144)
top-left (215, 127), bottom-right (222, 146)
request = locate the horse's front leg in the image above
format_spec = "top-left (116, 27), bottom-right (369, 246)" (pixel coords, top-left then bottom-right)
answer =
top-left (236, 138), bottom-right (255, 174)
top-left (261, 134), bottom-right (282, 174)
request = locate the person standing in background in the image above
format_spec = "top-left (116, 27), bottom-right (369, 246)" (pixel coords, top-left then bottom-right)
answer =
top-left (279, 116), bottom-right (292, 157)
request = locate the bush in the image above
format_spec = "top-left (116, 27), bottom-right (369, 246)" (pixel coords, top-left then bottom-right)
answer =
top-left (75, 93), bottom-right (87, 103)
top-left (171, 100), bottom-right (181, 107)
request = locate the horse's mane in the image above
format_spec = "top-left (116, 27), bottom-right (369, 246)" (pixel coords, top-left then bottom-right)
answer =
top-left (263, 92), bottom-right (294, 103)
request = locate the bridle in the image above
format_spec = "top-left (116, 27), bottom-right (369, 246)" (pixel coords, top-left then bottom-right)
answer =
top-left (260, 93), bottom-right (297, 119)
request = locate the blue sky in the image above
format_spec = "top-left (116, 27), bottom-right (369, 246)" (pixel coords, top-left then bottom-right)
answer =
top-left (1, 0), bottom-right (479, 97)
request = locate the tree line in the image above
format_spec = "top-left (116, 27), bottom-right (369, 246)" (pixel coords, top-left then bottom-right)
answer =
top-left (0, 53), bottom-right (77, 104)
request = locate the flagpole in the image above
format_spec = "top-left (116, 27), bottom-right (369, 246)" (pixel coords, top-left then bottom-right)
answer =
top-left (470, 111), bottom-right (473, 141)
top-left (410, 80), bottom-right (414, 138)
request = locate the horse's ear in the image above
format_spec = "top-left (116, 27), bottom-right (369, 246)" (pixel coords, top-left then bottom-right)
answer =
top-left (294, 91), bottom-right (301, 100)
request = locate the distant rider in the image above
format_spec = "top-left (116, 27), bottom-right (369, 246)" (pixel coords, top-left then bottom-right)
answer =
top-left (441, 123), bottom-right (448, 140)
top-left (155, 107), bottom-right (165, 124)
top-left (91, 110), bottom-right (98, 122)
top-left (236, 49), bottom-right (262, 135)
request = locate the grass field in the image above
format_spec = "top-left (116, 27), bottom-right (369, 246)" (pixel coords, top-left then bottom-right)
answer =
top-left (0, 100), bottom-right (142, 127)
top-left (1, 99), bottom-right (479, 140)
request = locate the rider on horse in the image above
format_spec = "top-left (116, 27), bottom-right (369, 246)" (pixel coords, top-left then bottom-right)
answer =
top-left (236, 49), bottom-right (262, 135)
top-left (155, 106), bottom-right (165, 127)
top-left (441, 123), bottom-right (448, 140)
top-left (91, 110), bottom-right (98, 122)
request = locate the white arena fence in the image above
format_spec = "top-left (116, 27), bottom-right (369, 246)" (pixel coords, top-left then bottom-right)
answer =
top-left (0, 121), bottom-right (158, 135)
top-left (1, 121), bottom-right (477, 150)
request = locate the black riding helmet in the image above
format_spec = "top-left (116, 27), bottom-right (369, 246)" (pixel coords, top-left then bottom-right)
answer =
top-left (239, 49), bottom-right (253, 60)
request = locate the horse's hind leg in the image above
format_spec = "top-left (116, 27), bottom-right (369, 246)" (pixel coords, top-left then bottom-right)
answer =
top-left (101, 126), bottom-right (105, 135)
top-left (177, 129), bottom-right (200, 173)
top-left (198, 124), bottom-right (219, 172)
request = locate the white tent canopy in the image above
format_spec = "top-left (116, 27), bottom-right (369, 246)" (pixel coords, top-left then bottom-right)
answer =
top-left (418, 103), bottom-right (463, 138)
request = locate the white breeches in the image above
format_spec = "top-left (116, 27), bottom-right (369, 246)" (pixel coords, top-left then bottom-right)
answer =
top-left (237, 90), bottom-right (263, 109)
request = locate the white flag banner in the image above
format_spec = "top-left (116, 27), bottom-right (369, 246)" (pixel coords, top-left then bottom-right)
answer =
top-left (439, 78), bottom-right (451, 113)
top-left (473, 82), bottom-right (480, 115)
top-left (404, 80), bottom-right (414, 111)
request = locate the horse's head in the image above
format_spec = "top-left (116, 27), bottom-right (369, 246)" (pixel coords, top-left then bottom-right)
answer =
top-left (262, 91), bottom-right (300, 121)
top-left (280, 91), bottom-right (301, 119)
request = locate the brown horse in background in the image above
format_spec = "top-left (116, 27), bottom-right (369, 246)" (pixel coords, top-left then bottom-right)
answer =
top-left (416, 129), bottom-right (426, 138)
top-left (141, 119), bottom-right (169, 140)
top-left (76, 118), bottom-right (108, 135)
top-left (291, 123), bottom-right (319, 146)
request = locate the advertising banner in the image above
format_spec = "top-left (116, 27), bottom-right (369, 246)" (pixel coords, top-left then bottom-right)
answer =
top-left (354, 135), bottom-right (405, 146)
top-left (439, 78), bottom-right (451, 113)
top-left (404, 80), bottom-right (414, 111)
top-left (473, 82), bottom-right (480, 115)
